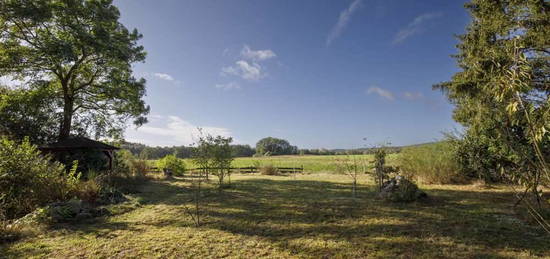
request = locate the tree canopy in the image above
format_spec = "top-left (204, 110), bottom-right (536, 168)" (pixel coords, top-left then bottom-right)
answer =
top-left (0, 85), bottom-right (58, 144)
top-left (255, 137), bottom-right (297, 156)
top-left (0, 0), bottom-right (149, 141)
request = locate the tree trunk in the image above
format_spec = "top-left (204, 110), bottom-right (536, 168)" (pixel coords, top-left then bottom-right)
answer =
top-left (352, 179), bottom-right (357, 198)
top-left (59, 95), bottom-right (74, 141)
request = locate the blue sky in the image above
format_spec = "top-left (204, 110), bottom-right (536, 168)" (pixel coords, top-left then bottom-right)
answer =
top-left (117, 0), bottom-right (471, 149)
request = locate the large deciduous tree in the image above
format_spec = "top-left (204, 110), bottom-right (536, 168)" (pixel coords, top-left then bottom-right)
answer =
top-left (436, 0), bottom-right (549, 203)
top-left (255, 137), bottom-right (297, 156)
top-left (0, 0), bottom-right (149, 141)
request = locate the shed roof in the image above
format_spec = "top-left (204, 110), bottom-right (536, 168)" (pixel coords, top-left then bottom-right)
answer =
top-left (40, 136), bottom-right (119, 151)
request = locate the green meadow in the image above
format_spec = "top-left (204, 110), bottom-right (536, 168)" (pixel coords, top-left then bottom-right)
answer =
top-left (171, 154), bottom-right (399, 173)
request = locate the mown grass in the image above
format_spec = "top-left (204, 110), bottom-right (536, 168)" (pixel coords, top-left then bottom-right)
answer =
top-left (1, 173), bottom-right (549, 258)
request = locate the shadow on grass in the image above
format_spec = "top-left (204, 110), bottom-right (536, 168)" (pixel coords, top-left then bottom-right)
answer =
top-left (4, 177), bottom-right (547, 258)
top-left (133, 177), bottom-right (550, 258)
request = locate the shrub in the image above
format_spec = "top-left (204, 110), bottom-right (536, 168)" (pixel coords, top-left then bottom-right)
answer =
top-left (398, 141), bottom-right (465, 184)
top-left (260, 165), bottom-right (278, 175)
top-left (157, 154), bottom-right (186, 176)
top-left (447, 133), bottom-right (506, 183)
top-left (0, 137), bottom-right (73, 219)
top-left (113, 150), bottom-right (148, 178)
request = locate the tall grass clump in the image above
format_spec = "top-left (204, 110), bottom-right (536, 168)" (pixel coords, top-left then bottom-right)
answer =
top-left (260, 164), bottom-right (278, 175)
top-left (398, 141), bottom-right (465, 184)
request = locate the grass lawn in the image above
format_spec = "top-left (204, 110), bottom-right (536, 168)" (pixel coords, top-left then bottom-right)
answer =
top-left (1, 173), bottom-right (549, 258)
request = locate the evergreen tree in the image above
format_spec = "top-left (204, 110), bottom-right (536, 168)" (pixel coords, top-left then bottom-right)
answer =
top-left (436, 0), bottom-right (549, 203)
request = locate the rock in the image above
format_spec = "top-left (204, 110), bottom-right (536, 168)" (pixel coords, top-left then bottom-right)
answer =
top-left (99, 188), bottom-right (128, 205)
top-left (48, 199), bottom-right (83, 222)
top-left (378, 176), bottom-right (427, 202)
top-left (75, 212), bottom-right (93, 221)
top-left (14, 207), bottom-right (52, 225)
top-left (90, 207), bottom-right (111, 217)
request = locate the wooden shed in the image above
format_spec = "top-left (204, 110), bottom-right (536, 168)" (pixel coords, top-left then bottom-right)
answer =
top-left (40, 136), bottom-right (120, 170)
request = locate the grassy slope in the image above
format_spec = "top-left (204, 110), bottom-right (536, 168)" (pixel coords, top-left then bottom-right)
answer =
top-left (2, 174), bottom-right (549, 258)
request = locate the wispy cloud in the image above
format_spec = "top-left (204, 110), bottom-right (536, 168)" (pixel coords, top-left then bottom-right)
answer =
top-left (366, 86), bottom-right (395, 101)
top-left (241, 45), bottom-right (276, 61)
top-left (153, 73), bottom-right (174, 81)
top-left (149, 72), bottom-right (183, 86)
top-left (403, 91), bottom-right (424, 100)
top-left (392, 12), bottom-right (443, 45)
top-left (222, 60), bottom-right (265, 81)
top-left (326, 0), bottom-right (363, 46)
top-left (215, 82), bottom-right (241, 90)
top-left (126, 115), bottom-right (232, 146)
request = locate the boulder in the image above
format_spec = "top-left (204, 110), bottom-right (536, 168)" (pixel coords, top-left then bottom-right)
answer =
top-left (90, 207), bottom-right (111, 217)
top-left (75, 212), bottom-right (93, 221)
top-left (49, 199), bottom-right (82, 222)
top-left (99, 188), bottom-right (128, 205)
top-left (378, 176), bottom-right (427, 202)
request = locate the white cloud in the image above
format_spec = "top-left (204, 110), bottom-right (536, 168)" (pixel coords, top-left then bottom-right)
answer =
top-left (326, 0), bottom-right (363, 46)
top-left (153, 73), bottom-right (175, 81)
top-left (220, 45), bottom-right (277, 83)
top-left (215, 82), bottom-right (241, 90)
top-left (222, 60), bottom-right (265, 81)
top-left (241, 45), bottom-right (276, 61)
top-left (125, 115), bottom-right (232, 146)
top-left (367, 86), bottom-right (395, 101)
top-left (392, 12), bottom-right (443, 45)
top-left (403, 91), bottom-right (424, 100)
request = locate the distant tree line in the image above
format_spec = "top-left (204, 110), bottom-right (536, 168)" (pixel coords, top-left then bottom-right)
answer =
top-left (120, 137), bottom-right (404, 159)
top-left (120, 142), bottom-right (255, 160)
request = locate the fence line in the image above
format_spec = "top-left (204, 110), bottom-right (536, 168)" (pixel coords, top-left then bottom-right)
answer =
top-left (147, 166), bottom-right (304, 174)
top-left (184, 166), bottom-right (304, 174)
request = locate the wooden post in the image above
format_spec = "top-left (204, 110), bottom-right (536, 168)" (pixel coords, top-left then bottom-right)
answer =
top-left (104, 150), bottom-right (113, 170)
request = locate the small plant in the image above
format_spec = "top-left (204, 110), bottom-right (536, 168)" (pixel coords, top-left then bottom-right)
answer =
top-left (74, 179), bottom-right (102, 204)
top-left (334, 155), bottom-right (368, 198)
top-left (373, 148), bottom-right (389, 192)
top-left (183, 179), bottom-right (204, 227)
top-left (192, 130), bottom-right (234, 187)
